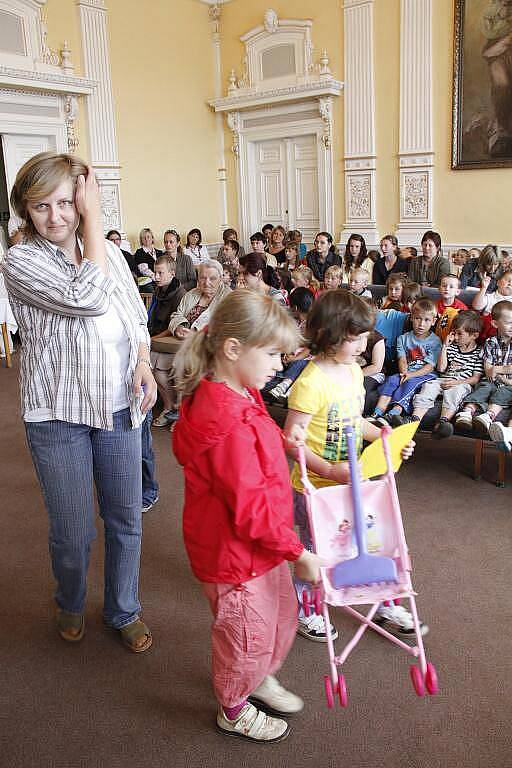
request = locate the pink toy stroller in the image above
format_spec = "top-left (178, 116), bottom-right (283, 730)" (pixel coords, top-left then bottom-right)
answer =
top-left (298, 424), bottom-right (438, 708)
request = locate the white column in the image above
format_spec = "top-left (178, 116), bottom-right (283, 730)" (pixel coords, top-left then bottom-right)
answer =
top-left (208, 4), bottom-right (229, 238)
top-left (395, 0), bottom-right (433, 245)
top-left (77, 0), bottom-right (124, 234)
top-left (340, 0), bottom-right (378, 247)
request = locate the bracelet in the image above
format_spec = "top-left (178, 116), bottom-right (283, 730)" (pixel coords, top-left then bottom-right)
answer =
top-left (136, 357), bottom-right (152, 369)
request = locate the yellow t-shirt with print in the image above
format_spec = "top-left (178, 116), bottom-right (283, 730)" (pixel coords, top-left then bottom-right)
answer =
top-left (288, 360), bottom-right (365, 492)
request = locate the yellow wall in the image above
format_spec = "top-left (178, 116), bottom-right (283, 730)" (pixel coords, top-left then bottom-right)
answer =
top-left (433, 0), bottom-right (511, 244)
top-left (46, 0), bottom-right (220, 250)
top-left (43, 0), bottom-right (512, 249)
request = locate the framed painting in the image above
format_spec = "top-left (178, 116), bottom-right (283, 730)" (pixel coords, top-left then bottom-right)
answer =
top-left (452, 0), bottom-right (512, 169)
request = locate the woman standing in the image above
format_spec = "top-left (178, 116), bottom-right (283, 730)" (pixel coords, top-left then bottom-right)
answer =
top-left (3, 152), bottom-right (157, 652)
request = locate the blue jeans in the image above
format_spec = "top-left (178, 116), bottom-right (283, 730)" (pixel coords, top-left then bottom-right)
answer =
top-left (142, 410), bottom-right (159, 506)
top-left (25, 409), bottom-right (143, 629)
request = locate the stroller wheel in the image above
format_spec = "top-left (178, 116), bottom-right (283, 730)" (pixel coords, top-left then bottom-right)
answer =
top-left (425, 662), bottom-right (439, 695)
top-left (410, 665), bottom-right (425, 697)
top-left (313, 587), bottom-right (322, 616)
top-left (337, 672), bottom-right (348, 707)
top-left (323, 675), bottom-right (334, 709)
top-left (302, 588), bottom-right (310, 618)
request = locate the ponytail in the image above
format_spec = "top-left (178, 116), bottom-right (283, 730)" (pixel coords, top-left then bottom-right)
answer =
top-left (173, 329), bottom-right (214, 397)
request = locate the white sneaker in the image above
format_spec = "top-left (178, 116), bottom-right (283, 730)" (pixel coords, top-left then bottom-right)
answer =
top-left (455, 411), bottom-right (473, 430)
top-left (489, 421), bottom-right (512, 452)
top-left (374, 604), bottom-right (429, 638)
top-left (216, 702), bottom-right (290, 743)
top-left (249, 675), bottom-right (304, 715)
top-left (297, 614), bottom-right (338, 643)
top-left (473, 412), bottom-right (493, 436)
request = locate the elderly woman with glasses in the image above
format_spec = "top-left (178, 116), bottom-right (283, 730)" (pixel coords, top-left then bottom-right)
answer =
top-left (149, 260), bottom-right (231, 427)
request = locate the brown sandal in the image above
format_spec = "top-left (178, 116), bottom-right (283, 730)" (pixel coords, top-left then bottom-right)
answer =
top-left (120, 619), bottom-right (152, 653)
top-left (56, 610), bottom-right (85, 643)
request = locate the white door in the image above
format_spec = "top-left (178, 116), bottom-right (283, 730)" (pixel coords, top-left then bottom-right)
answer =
top-left (250, 135), bottom-right (319, 244)
top-left (1, 133), bottom-right (54, 206)
top-left (252, 139), bottom-right (288, 231)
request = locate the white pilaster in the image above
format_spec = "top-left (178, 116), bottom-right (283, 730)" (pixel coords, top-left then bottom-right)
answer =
top-left (208, 3), bottom-right (229, 237)
top-left (395, 0), bottom-right (433, 245)
top-left (340, 0), bottom-right (378, 247)
top-left (77, 0), bottom-right (124, 233)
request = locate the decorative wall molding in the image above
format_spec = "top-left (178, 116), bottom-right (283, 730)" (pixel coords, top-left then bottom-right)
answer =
top-left (206, 2), bottom-right (228, 234)
top-left (340, 0), bottom-right (378, 245)
top-left (395, 0), bottom-right (433, 245)
top-left (209, 10), bottom-right (340, 242)
top-left (77, 0), bottom-right (123, 232)
top-left (0, 64), bottom-right (94, 94)
top-left (210, 78), bottom-right (342, 113)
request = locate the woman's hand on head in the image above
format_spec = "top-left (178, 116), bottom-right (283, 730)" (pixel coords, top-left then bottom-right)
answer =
top-left (74, 166), bottom-right (102, 221)
top-left (133, 362), bottom-right (157, 414)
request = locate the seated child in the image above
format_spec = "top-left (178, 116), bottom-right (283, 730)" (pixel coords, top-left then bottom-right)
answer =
top-left (284, 290), bottom-right (424, 640)
top-left (450, 248), bottom-right (469, 278)
top-left (455, 301), bottom-right (512, 438)
top-left (291, 265), bottom-right (319, 294)
top-left (266, 287), bottom-right (314, 401)
top-left (472, 270), bottom-right (512, 316)
top-left (411, 311), bottom-right (483, 438)
top-left (381, 273), bottom-right (409, 311)
top-left (434, 274), bottom-right (467, 343)
top-left (348, 267), bottom-right (372, 299)
top-left (371, 297), bottom-right (442, 426)
top-left (323, 264), bottom-right (343, 291)
top-left (402, 281), bottom-right (422, 311)
top-left (149, 256), bottom-right (187, 427)
top-left (222, 263), bottom-right (237, 290)
top-left (290, 229), bottom-right (307, 261)
top-left (284, 241), bottom-right (300, 272)
top-left (357, 323), bottom-right (386, 416)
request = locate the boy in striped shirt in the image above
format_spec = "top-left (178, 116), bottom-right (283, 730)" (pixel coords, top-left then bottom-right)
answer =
top-left (411, 311), bottom-right (483, 438)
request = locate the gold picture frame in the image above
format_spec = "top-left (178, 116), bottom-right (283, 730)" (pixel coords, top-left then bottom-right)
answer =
top-left (452, 0), bottom-right (512, 169)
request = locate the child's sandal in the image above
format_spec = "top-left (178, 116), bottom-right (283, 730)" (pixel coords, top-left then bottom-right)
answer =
top-left (119, 619), bottom-right (153, 653)
top-left (56, 610), bottom-right (85, 643)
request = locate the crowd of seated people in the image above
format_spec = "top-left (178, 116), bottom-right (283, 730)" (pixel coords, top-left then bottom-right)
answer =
top-left (107, 223), bottom-right (512, 452)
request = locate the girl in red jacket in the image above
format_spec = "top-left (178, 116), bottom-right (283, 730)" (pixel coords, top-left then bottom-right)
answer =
top-left (172, 290), bottom-right (322, 744)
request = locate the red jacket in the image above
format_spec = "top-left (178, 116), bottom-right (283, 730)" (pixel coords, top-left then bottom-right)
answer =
top-left (172, 379), bottom-right (304, 583)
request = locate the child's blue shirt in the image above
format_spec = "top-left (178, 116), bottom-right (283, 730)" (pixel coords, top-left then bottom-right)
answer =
top-left (375, 309), bottom-right (408, 357)
top-left (396, 330), bottom-right (442, 372)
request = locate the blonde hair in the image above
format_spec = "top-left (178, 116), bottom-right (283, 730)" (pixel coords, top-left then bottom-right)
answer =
top-left (324, 265), bottom-right (343, 281)
top-left (173, 289), bottom-right (300, 397)
top-left (10, 151), bottom-right (88, 240)
top-left (350, 267), bottom-right (370, 284)
top-left (139, 227), bottom-right (155, 246)
top-left (291, 265), bottom-right (313, 284)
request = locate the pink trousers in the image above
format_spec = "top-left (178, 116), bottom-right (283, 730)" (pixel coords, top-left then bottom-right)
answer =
top-left (201, 561), bottom-right (298, 708)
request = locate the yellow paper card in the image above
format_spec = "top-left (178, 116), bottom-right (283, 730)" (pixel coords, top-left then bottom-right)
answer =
top-left (359, 421), bottom-right (420, 480)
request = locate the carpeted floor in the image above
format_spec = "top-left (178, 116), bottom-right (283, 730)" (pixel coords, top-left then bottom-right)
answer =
top-left (1, 356), bottom-right (511, 768)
